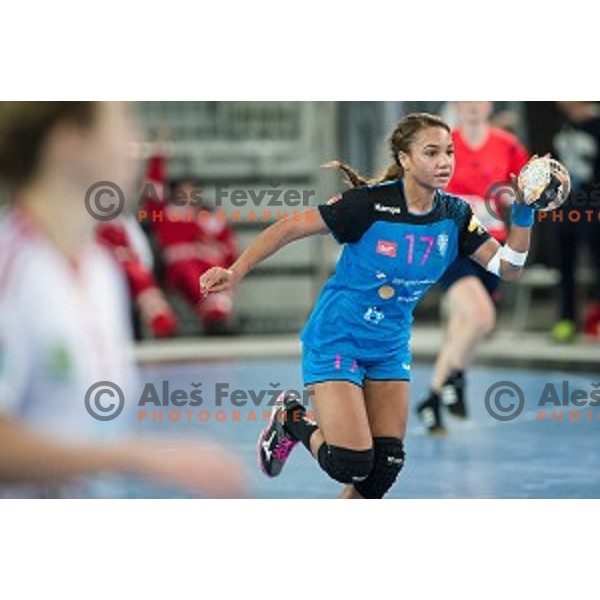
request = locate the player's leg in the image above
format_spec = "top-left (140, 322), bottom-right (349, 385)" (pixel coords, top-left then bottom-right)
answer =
top-left (341, 376), bottom-right (409, 499)
top-left (257, 349), bottom-right (374, 486)
top-left (258, 382), bottom-right (374, 483)
top-left (417, 260), bottom-right (497, 433)
top-left (433, 275), bottom-right (496, 382)
top-left (552, 220), bottom-right (578, 342)
top-left (340, 348), bottom-right (410, 499)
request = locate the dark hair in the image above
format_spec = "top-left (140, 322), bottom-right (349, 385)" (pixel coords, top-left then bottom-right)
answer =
top-left (324, 112), bottom-right (450, 188)
top-left (167, 176), bottom-right (211, 210)
top-left (0, 102), bottom-right (98, 190)
top-left (168, 176), bottom-right (203, 195)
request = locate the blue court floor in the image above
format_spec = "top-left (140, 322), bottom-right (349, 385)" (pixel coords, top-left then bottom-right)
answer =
top-left (128, 358), bottom-right (600, 498)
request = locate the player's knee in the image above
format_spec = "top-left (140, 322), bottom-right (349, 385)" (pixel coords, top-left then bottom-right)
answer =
top-left (462, 301), bottom-right (495, 337)
top-left (353, 437), bottom-right (405, 499)
top-left (475, 302), bottom-right (496, 336)
top-left (317, 444), bottom-right (374, 484)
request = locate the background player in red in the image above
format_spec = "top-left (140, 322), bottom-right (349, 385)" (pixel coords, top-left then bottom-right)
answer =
top-left (142, 156), bottom-right (238, 335)
top-left (97, 217), bottom-right (179, 338)
top-left (416, 102), bottom-right (529, 434)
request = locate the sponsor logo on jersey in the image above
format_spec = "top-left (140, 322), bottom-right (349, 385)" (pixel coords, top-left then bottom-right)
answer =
top-left (391, 278), bottom-right (437, 286)
top-left (468, 215), bottom-right (486, 235)
top-left (396, 292), bottom-right (425, 303)
top-left (376, 240), bottom-right (397, 258)
top-left (378, 285), bottom-right (395, 300)
top-left (437, 233), bottom-right (449, 257)
top-left (45, 344), bottom-right (73, 381)
top-left (374, 203), bottom-right (402, 215)
top-left (363, 307), bottom-right (385, 325)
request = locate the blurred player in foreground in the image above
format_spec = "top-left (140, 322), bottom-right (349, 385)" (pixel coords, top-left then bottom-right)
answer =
top-left (201, 112), bottom-right (552, 499)
top-left (0, 102), bottom-right (245, 498)
top-left (416, 101), bottom-right (529, 434)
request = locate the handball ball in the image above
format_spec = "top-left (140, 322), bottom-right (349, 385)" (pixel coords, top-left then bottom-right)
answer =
top-left (517, 157), bottom-right (571, 212)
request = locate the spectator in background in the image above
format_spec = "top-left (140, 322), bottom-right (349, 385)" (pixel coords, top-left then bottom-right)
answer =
top-left (97, 216), bottom-right (179, 339)
top-left (417, 101), bottom-right (530, 434)
top-left (143, 154), bottom-right (238, 335)
top-left (552, 101), bottom-right (600, 342)
top-left (441, 102), bottom-right (522, 135)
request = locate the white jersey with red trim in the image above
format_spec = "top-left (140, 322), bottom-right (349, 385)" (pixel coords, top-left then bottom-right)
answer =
top-left (0, 209), bottom-right (138, 497)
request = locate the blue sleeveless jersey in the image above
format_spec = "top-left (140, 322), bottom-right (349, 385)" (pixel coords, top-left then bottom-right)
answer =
top-left (300, 179), bottom-right (491, 360)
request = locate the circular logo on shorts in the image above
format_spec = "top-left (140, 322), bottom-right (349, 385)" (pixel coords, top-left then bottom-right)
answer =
top-left (378, 285), bottom-right (395, 300)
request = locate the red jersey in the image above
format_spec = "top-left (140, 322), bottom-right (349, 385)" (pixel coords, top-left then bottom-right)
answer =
top-left (447, 127), bottom-right (529, 242)
top-left (142, 155), bottom-right (237, 267)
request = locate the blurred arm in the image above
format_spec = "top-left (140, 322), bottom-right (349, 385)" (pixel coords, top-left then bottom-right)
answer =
top-left (0, 417), bottom-right (246, 497)
top-left (0, 417), bottom-right (131, 482)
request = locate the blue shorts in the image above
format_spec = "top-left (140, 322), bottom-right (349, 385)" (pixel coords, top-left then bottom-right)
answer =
top-left (439, 256), bottom-right (501, 297)
top-left (302, 345), bottom-right (412, 388)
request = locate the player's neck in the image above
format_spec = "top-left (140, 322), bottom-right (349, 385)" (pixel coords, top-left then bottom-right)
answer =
top-left (460, 122), bottom-right (490, 149)
top-left (18, 178), bottom-right (95, 260)
top-left (403, 178), bottom-right (436, 214)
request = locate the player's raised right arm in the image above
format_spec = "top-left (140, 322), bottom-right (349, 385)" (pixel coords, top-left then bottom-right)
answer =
top-left (200, 208), bottom-right (329, 294)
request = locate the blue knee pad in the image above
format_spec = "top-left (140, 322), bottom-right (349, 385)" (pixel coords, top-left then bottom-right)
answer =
top-left (353, 437), bottom-right (405, 499)
top-left (317, 444), bottom-right (374, 484)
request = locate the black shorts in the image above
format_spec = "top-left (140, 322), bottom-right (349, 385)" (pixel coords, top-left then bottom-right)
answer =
top-left (439, 256), bottom-right (501, 298)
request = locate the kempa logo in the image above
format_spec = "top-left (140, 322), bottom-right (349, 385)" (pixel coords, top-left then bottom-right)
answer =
top-left (374, 203), bottom-right (402, 215)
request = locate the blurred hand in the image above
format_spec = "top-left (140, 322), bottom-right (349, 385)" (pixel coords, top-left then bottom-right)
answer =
top-left (200, 267), bottom-right (237, 296)
top-left (127, 439), bottom-right (247, 498)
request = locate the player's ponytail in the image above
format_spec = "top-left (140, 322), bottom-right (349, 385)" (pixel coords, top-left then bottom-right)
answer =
top-left (324, 112), bottom-right (450, 188)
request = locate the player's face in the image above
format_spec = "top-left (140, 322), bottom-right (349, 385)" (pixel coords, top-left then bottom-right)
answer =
top-left (401, 127), bottom-right (455, 189)
top-left (456, 101), bottom-right (493, 126)
top-left (176, 182), bottom-right (202, 208)
top-left (556, 101), bottom-right (591, 120)
top-left (66, 102), bottom-right (140, 201)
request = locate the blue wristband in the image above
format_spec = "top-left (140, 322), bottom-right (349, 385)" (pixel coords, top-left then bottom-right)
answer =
top-left (511, 202), bottom-right (536, 228)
